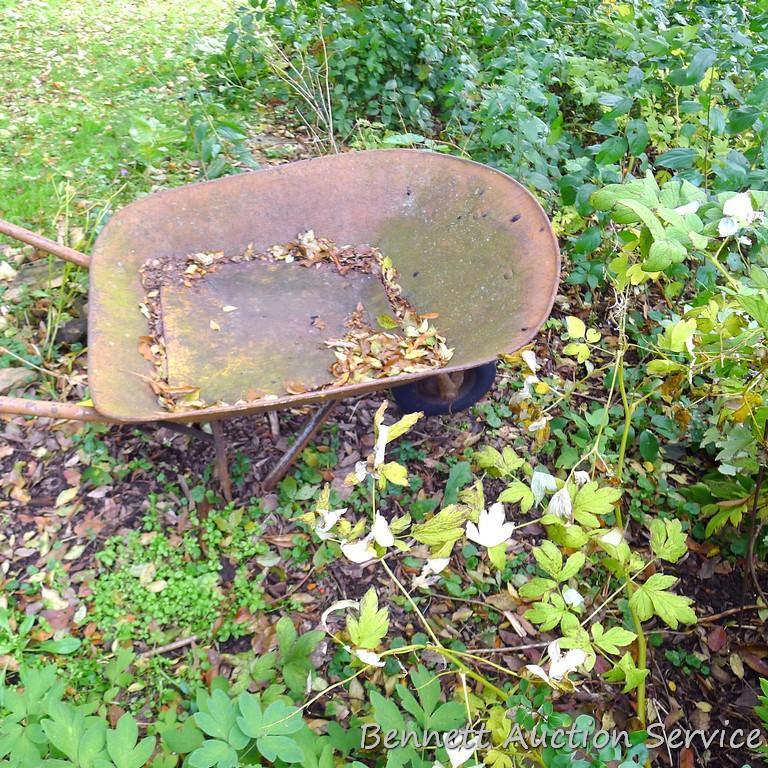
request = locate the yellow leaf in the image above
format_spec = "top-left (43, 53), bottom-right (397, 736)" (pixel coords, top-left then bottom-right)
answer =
top-left (386, 411), bottom-right (423, 442)
top-left (586, 328), bottom-right (601, 343)
top-left (565, 316), bottom-right (586, 339)
top-left (41, 587), bottom-right (68, 611)
top-left (55, 486), bottom-right (78, 508)
top-left (380, 462), bottom-right (409, 486)
top-left (210, 320), bottom-right (220, 331)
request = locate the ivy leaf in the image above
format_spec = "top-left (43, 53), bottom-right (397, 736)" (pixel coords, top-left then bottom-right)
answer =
top-left (590, 623), bottom-right (637, 655)
top-left (629, 574), bottom-right (697, 628)
top-left (649, 518), bottom-right (688, 563)
top-left (347, 588), bottom-right (389, 650)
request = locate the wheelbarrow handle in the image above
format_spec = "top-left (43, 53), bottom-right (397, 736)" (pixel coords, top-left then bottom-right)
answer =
top-left (0, 218), bottom-right (90, 269)
top-left (0, 395), bottom-right (107, 422)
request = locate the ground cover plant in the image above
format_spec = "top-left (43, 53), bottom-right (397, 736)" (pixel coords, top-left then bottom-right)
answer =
top-left (1, 0), bottom-right (768, 767)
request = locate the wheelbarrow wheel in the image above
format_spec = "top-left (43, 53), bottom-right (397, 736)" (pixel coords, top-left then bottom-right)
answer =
top-left (391, 361), bottom-right (497, 416)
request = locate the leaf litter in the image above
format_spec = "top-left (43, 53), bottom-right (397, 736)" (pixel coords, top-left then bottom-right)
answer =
top-left (138, 231), bottom-right (453, 411)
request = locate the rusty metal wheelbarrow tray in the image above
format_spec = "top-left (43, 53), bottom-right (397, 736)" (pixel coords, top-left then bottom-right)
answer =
top-left (0, 149), bottom-right (560, 425)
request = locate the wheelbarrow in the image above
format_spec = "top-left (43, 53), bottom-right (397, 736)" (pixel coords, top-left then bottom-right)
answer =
top-left (0, 149), bottom-right (560, 496)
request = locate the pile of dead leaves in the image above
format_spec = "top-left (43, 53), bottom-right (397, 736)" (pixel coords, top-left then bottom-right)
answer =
top-left (326, 303), bottom-right (453, 386)
top-left (137, 231), bottom-right (453, 410)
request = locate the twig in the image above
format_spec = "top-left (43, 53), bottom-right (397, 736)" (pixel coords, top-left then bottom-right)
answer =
top-left (138, 635), bottom-right (198, 658)
top-left (467, 641), bottom-right (549, 655)
top-left (698, 604), bottom-right (766, 624)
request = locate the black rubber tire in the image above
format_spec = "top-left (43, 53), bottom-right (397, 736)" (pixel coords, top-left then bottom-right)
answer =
top-left (391, 361), bottom-right (497, 416)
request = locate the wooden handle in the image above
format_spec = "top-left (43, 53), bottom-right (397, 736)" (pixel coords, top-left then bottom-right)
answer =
top-left (0, 396), bottom-right (107, 422)
top-left (0, 218), bottom-right (90, 269)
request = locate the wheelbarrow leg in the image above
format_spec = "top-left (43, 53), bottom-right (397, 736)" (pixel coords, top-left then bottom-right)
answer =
top-left (210, 420), bottom-right (233, 503)
top-left (262, 400), bottom-right (337, 492)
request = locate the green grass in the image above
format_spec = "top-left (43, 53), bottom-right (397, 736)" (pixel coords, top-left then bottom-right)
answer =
top-left (0, 0), bottom-right (234, 246)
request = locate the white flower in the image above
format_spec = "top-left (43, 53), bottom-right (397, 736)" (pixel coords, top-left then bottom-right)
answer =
top-left (674, 201), bottom-right (700, 215)
top-left (600, 528), bottom-right (624, 547)
top-left (373, 423), bottom-right (389, 468)
top-left (573, 470), bottom-right (591, 486)
top-left (527, 416), bottom-right (550, 432)
top-left (354, 648), bottom-right (385, 667)
top-left (354, 461), bottom-right (368, 482)
top-left (465, 503), bottom-right (515, 548)
top-left (547, 487), bottom-right (573, 522)
top-left (315, 507), bottom-right (346, 540)
top-left (723, 192), bottom-right (755, 220)
top-left (562, 586), bottom-right (584, 609)
top-left (718, 217), bottom-right (740, 237)
top-left (521, 350), bottom-right (539, 373)
top-left (412, 557), bottom-right (450, 589)
top-left (320, 599), bottom-right (359, 629)
top-left (341, 535), bottom-right (376, 564)
top-left (526, 640), bottom-right (586, 686)
top-left (444, 737), bottom-right (478, 768)
top-left (512, 375), bottom-right (539, 403)
top-left (718, 192), bottom-right (765, 237)
top-left (530, 470), bottom-right (558, 504)
top-left (426, 557), bottom-right (450, 574)
top-left (372, 514), bottom-right (394, 547)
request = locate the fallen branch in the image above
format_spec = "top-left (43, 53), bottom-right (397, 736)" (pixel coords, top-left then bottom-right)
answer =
top-left (138, 635), bottom-right (198, 658)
